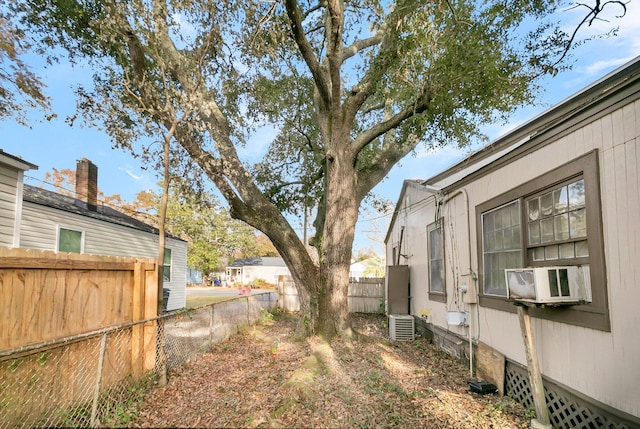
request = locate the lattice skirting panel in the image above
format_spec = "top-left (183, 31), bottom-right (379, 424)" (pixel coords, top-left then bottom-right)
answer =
top-left (505, 361), bottom-right (636, 429)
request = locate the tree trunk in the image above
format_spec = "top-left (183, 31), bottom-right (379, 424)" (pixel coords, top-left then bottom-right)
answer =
top-left (314, 149), bottom-right (359, 339)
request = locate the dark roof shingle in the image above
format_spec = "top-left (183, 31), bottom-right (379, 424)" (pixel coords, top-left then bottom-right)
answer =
top-left (23, 185), bottom-right (160, 235)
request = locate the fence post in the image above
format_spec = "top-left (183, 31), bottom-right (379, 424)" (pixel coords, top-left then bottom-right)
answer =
top-left (209, 305), bottom-right (214, 347)
top-left (246, 296), bottom-right (250, 326)
top-left (90, 333), bottom-right (108, 427)
top-left (143, 261), bottom-right (158, 372)
top-left (131, 262), bottom-right (144, 377)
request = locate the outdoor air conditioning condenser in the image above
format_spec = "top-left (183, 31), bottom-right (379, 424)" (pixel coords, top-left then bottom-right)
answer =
top-left (389, 314), bottom-right (415, 341)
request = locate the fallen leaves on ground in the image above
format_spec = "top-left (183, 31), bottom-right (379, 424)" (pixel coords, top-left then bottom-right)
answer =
top-left (130, 313), bottom-right (526, 428)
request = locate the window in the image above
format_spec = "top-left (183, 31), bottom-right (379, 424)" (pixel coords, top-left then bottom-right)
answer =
top-left (163, 248), bottom-right (172, 282)
top-left (58, 227), bottom-right (83, 253)
top-left (526, 178), bottom-right (588, 263)
top-left (476, 151), bottom-right (609, 331)
top-left (481, 201), bottom-right (522, 297)
top-left (427, 220), bottom-right (446, 302)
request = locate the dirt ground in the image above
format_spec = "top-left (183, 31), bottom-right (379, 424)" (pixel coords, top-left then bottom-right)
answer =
top-left (130, 312), bottom-right (526, 428)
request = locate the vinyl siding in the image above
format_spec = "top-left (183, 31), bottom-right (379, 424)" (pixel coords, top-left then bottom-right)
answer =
top-left (0, 166), bottom-right (19, 247)
top-left (20, 202), bottom-right (187, 311)
top-left (385, 184), bottom-right (440, 319)
top-left (164, 236), bottom-right (187, 310)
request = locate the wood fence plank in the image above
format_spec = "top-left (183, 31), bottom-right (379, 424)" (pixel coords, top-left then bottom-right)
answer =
top-left (0, 257), bottom-right (136, 271)
top-left (0, 249), bottom-right (158, 353)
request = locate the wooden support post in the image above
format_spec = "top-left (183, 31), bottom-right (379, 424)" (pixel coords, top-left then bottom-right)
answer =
top-left (516, 304), bottom-right (551, 428)
top-left (142, 261), bottom-right (158, 372)
top-left (131, 262), bottom-right (144, 377)
top-left (90, 333), bottom-right (108, 428)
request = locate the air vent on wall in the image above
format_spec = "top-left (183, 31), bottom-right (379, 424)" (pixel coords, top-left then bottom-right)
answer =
top-left (389, 314), bottom-right (415, 341)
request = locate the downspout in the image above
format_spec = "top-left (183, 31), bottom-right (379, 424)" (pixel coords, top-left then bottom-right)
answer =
top-left (396, 226), bottom-right (404, 265)
top-left (444, 188), bottom-right (476, 378)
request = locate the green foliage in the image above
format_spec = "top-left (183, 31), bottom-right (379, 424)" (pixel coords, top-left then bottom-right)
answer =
top-left (0, 10), bottom-right (50, 125)
top-left (144, 186), bottom-right (262, 274)
top-left (258, 308), bottom-right (275, 325)
top-left (36, 351), bottom-right (49, 366)
top-left (251, 277), bottom-right (275, 289)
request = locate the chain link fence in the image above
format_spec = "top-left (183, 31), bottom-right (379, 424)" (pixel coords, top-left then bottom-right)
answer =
top-left (0, 292), bottom-right (277, 428)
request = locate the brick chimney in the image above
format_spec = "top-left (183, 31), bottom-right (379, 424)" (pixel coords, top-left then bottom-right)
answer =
top-left (75, 158), bottom-right (98, 211)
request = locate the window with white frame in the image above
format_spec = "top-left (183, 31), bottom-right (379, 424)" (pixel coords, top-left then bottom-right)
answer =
top-left (163, 248), bottom-right (172, 282)
top-left (476, 151), bottom-right (609, 331)
top-left (427, 220), bottom-right (445, 301)
top-left (58, 227), bottom-right (83, 253)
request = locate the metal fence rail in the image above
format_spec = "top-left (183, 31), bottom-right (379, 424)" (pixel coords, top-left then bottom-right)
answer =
top-left (0, 292), bottom-right (277, 428)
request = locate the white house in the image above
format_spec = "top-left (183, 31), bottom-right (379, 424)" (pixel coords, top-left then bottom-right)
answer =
top-left (226, 257), bottom-right (290, 286)
top-left (0, 155), bottom-right (187, 311)
top-left (385, 57), bottom-right (640, 427)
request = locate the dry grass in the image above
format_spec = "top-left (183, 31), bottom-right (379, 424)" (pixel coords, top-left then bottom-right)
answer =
top-left (130, 312), bottom-right (526, 428)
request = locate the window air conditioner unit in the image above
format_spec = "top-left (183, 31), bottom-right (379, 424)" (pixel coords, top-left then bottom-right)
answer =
top-left (505, 266), bottom-right (591, 306)
top-left (389, 314), bottom-right (415, 341)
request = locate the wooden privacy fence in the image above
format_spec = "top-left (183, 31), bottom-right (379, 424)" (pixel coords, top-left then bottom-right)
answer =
top-left (0, 247), bottom-right (158, 427)
top-left (277, 276), bottom-right (384, 313)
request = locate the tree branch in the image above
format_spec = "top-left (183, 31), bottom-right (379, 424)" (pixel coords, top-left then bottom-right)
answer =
top-left (544, 0), bottom-right (628, 75)
top-left (355, 143), bottom-right (408, 201)
top-left (341, 20), bottom-right (398, 132)
top-left (341, 34), bottom-right (383, 61)
top-left (352, 86), bottom-right (432, 155)
top-left (284, 0), bottom-right (331, 108)
top-left (326, 0), bottom-right (344, 114)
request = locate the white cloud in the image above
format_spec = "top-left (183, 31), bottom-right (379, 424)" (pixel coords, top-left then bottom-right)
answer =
top-left (120, 167), bottom-right (143, 181)
top-left (557, 1), bottom-right (640, 75)
top-left (585, 56), bottom-right (636, 75)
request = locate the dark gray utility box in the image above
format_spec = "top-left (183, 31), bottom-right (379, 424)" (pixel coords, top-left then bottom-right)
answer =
top-left (469, 380), bottom-right (497, 394)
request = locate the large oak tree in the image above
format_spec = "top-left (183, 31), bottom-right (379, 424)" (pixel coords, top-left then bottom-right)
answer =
top-left (9, 0), bottom-right (625, 338)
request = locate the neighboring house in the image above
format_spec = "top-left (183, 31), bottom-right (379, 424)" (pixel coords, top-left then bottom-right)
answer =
top-left (349, 260), bottom-right (367, 279)
top-left (0, 150), bottom-right (37, 248)
top-left (186, 267), bottom-right (203, 285)
top-left (350, 258), bottom-right (381, 279)
top-left (0, 155), bottom-right (187, 311)
top-left (385, 56), bottom-right (640, 427)
top-left (226, 257), bottom-right (290, 286)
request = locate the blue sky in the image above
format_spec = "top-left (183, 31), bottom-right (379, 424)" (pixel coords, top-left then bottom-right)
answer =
top-left (2, 2), bottom-right (640, 254)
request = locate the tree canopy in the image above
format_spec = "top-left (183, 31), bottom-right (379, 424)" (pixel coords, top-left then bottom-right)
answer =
top-left (0, 10), bottom-right (50, 125)
top-left (7, 0), bottom-right (626, 338)
top-left (158, 188), bottom-right (276, 275)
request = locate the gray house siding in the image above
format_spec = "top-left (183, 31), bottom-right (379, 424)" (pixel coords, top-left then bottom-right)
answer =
top-left (20, 201), bottom-right (187, 311)
top-left (164, 237), bottom-right (187, 310)
top-left (0, 166), bottom-right (19, 247)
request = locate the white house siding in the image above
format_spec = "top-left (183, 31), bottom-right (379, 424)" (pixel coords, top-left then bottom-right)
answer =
top-left (0, 166), bottom-right (19, 247)
top-left (247, 266), bottom-right (290, 285)
top-left (388, 76), bottom-right (640, 417)
top-left (19, 202), bottom-right (187, 311)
